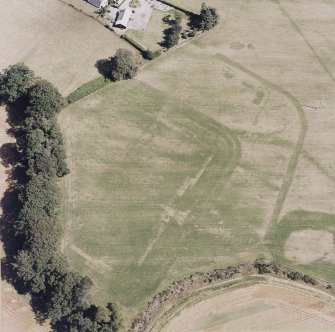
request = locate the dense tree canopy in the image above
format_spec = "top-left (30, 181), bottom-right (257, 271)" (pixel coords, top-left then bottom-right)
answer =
top-left (26, 80), bottom-right (64, 119)
top-left (0, 63), bottom-right (34, 104)
top-left (96, 49), bottom-right (141, 81)
top-left (1, 63), bottom-right (119, 331)
top-left (162, 14), bottom-right (183, 49)
top-left (199, 3), bottom-right (219, 31)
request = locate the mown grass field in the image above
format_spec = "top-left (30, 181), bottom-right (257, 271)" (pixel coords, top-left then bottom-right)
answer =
top-left (60, 0), bottom-right (335, 329)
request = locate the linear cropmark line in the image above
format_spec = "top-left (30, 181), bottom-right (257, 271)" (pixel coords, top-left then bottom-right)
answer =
top-left (215, 54), bottom-right (308, 228)
top-left (277, 0), bottom-right (335, 84)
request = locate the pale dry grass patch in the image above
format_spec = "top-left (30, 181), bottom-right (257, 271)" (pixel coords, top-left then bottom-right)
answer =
top-left (284, 229), bottom-right (335, 264)
top-left (0, 0), bottom-right (132, 95)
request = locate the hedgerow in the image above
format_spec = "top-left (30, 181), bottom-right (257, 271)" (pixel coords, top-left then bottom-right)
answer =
top-left (67, 76), bottom-right (110, 104)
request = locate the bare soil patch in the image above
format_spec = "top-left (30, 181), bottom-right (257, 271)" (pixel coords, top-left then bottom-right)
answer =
top-left (284, 229), bottom-right (335, 264)
top-left (1, 281), bottom-right (50, 332)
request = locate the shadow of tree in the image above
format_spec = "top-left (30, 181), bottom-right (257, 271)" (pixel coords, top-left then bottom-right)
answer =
top-left (0, 143), bottom-right (20, 168)
top-left (95, 58), bottom-right (112, 80)
top-left (0, 107), bottom-right (27, 293)
top-left (188, 12), bottom-right (201, 30)
top-left (0, 184), bottom-right (25, 288)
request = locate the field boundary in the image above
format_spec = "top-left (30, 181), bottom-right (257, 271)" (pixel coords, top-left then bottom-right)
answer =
top-left (152, 274), bottom-right (335, 332)
top-left (129, 260), bottom-right (334, 332)
top-left (67, 76), bottom-right (111, 103)
top-left (65, 25), bottom-right (216, 104)
top-left (156, 0), bottom-right (193, 15)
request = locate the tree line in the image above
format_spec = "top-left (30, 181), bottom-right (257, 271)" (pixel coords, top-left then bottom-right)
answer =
top-left (0, 63), bottom-right (120, 331)
top-left (161, 3), bottom-right (220, 49)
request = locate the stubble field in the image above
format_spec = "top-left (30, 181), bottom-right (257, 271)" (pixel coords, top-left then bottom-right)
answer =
top-left (158, 277), bottom-right (335, 332)
top-left (58, 0), bottom-right (335, 329)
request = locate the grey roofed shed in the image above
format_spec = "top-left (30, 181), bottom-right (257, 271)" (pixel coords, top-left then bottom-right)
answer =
top-left (88, 0), bottom-right (108, 8)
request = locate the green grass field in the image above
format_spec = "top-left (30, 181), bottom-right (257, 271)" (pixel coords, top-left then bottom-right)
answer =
top-left (268, 210), bottom-right (335, 282)
top-left (60, 0), bottom-right (335, 329)
top-left (126, 9), bottom-right (187, 52)
top-left (126, 10), bottom-right (169, 51)
top-left (166, 0), bottom-right (203, 12)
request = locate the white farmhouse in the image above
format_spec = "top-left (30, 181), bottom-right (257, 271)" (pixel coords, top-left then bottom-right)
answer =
top-left (88, 0), bottom-right (108, 8)
top-left (114, 8), bottom-right (132, 29)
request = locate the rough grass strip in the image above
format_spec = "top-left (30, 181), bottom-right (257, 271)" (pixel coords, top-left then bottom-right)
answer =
top-left (67, 76), bottom-right (110, 104)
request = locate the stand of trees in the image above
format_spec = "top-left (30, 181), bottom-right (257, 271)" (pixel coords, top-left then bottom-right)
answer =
top-left (96, 48), bottom-right (142, 81)
top-left (160, 3), bottom-right (219, 50)
top-left (162, 13), bottom-right (183, 49)
top-left (186, 3), bottom-right (219, 33)
top-left (0, 63), bottom-right (119, 332)
top-left (199, 3), bottom-right (219, 31)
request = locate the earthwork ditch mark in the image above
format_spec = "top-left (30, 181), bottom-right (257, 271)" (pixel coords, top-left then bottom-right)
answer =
top-left (138, 108), bottom-right (241, 266)
top-left (277, 0), bottom-right (335, 84)
top-left (215, 54), bottom-right (308, 229)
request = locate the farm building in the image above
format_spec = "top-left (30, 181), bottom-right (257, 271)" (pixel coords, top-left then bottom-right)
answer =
top-left (88, 0), bottom-right (108, 8)
top-left (114, 8), bottom-right (132, 29)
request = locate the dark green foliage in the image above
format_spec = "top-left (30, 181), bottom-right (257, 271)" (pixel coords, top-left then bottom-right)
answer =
top-left (254, 258), bottom-right (271, 274)
top-left (97, 49), bottom-right (142, 81)
top-left (19, 118), bottom-right (69, 177)
top-left (188, 29), bottom-right (197, 37)
top-left (199, 3), bottom-right (219, 31)
top-left (20, 175), bottom-right (61, 219)
top-left (164, 30), bottom-right (180, 48)
top-left (303, 274), bottom-right (317, 285)
top-left (22, 128), bottom-right (47, 159)
top-left (0, 63), bottom-right (34, 104)
top-left (287, 271), bottom-right (303, 281)
top-left (174, 11), bottom-right (183, 24)
top-left (14, 250), bottom-right (36, 282)
top-left (27, 151), bottom-right (58, 178)
top-left (58, 311), bottom-right (96, 332)
top-left (67, 77), bottom-right (110, 104)
top-left (162, 14), bottom-right (183, 49)
top-left (110, 49), bottom-right (141, 81)
top-left (13, 251), bottom-right (69, 294)
top-left (121, 34), bottom-right (146, 53)
top-left (57, 304), bottom-right (120, 332)
top-left (143, 50), bottom-right (161, 60)
top-left (46, 272), bottom-right (92, 322)
top-left (26, 80), bottom-right (64, 119)
top-left (162, 14), bottom-right (172, 24)
top-left (258, 265), bottom-right (270, 274)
